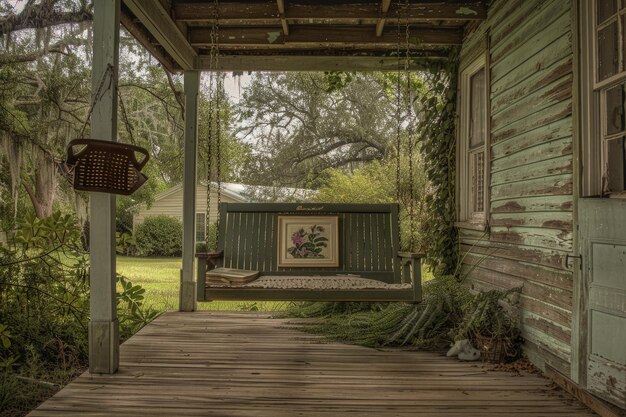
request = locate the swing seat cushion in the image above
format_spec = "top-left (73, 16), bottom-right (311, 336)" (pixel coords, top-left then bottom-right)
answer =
top-left (207, 275), bottom-right (412, 290)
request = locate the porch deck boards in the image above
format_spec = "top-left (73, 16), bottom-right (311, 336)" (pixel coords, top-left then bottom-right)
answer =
top-left (29, 312), bottom-right (596, 417)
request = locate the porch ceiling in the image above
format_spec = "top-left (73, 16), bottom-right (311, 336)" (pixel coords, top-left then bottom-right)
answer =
top-left (120, 0), bottom-right (486, 72)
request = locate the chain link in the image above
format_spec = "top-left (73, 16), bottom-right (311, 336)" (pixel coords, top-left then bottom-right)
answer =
top-left (205, 0), bottom-right (222, 249)
top-left (395, 3), bottom-right (402, 206)
top-left (404, 0), bottom-right (416, 252)
top-left (78, 64), bottom-right (113, 138)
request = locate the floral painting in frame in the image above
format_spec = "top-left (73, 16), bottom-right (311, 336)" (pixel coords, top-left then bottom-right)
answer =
top-left (277, 216), bottom-right (339, 267)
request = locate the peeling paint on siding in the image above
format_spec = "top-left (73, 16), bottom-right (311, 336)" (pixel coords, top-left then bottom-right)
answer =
top-left (458, 0), bottom-right (574, 377)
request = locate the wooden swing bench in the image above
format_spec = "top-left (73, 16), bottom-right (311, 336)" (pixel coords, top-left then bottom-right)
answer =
top-left (196, 203), bottom-right (423, 302)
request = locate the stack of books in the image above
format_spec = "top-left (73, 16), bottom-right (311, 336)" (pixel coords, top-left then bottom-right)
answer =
top-left (206, 268), bottom-right (260, 286)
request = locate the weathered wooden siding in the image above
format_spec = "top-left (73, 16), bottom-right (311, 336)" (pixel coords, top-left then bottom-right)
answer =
top-left (133, 185), bottom-right (241, 228)
top-left (458, 0), bottom-right (575, 377)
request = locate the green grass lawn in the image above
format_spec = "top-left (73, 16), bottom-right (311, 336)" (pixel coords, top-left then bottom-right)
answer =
top-left (117, 256), bottom-right (292, 312)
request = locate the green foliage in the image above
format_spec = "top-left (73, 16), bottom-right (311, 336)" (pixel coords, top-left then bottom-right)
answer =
top-left (313, 157), bottom-right (429, 251)
top-left (116, 231), bottom-right (136, 256)
top-left (0, 324), bottom-right (12, 349)
top-left (455, 288), bottom-right (522, 359)
top-left (314, 161), bottom-right (394, 204)
top-left (0, 211), bottom-right (162, 414)
top-left (286, 269), bottom-right (522, 357)
top-left (134, 215), bottom-right (183, 257)
top-left (287, 275), bottom-right (471, 350)
top-left (237, 72), bottom-right (396, 186)
top-left (415, 50), bottom-right (460, 274)
top-left (116, 275), bottom-right (161, 338)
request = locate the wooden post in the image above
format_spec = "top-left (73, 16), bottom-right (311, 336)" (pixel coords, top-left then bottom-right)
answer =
top-left (89, 0), bottom-right (120, 374)
top-left (180, 70), bottom-right (199, 312)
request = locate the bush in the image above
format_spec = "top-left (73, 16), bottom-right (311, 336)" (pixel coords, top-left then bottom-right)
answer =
top-left (0, 211), bottom-right (161, 415)
top-left (134, 216), bottom-right (182, 257)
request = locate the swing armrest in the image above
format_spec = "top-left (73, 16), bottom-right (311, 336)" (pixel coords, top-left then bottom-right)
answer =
top-left (196, 251), bottom-right (224, 269)
top-left (397, 252), bottom-right (426, 303)
top-left (195, 251), bottom-right (224, 302)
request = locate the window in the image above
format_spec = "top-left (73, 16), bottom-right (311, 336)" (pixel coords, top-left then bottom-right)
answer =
top-left (595, 0), bottom-right (626, 195)
top-left (459, 56), bottom-right (489, 223)
top-left (195, 213), bottom-right (206, 243)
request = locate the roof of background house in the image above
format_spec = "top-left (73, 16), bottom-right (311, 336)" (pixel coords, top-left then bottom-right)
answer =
top-left (134, 181), bottom-right (316, 211)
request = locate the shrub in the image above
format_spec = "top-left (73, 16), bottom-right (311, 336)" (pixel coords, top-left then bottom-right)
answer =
top-left (134, 216), bottom-right (182, 257)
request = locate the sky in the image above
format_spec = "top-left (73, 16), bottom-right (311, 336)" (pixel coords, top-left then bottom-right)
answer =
top-left (223, 73), bottom-right (252, 103)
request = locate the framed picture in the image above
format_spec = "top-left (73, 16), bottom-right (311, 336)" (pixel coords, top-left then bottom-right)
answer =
top-left (277, 216), bottom-right (339, 267)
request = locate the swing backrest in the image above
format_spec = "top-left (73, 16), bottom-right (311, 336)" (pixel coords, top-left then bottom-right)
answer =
top-left (217, 203), bottom-right (402, 283)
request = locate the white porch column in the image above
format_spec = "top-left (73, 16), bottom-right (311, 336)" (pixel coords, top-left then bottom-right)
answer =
top-left (180, 70), bottom-right (200, 312)
top-left (89, 0), bottom-right (120, 374)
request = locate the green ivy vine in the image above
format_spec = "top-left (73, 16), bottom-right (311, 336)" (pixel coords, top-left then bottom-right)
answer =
top-left (416, 47), bottom-right (460, 276)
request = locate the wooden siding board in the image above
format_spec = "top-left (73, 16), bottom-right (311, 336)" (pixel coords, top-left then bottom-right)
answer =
top-left (492, 136), bottom-right (573, 171)
top-left (491, 99), bottom-right (572, 143)
top-left (491, 32), bottom-right (572, 96)
top-left (459, 238), bottom-right (568, 271)
top-left (489, 211), bottom-right (573, 231)
top-left (491, 75), bottom-right (573, 131)
top-left (491, 118), bottom-right (572, 161)
top-left (491, 12), bottom-right (571, 84)
top-left (490, 195), bottom-right (573, 213)
top-left (462, 252), bottom-right (573, 291)
top-left (491, 56), bottom-right (573, 114)
top-left (491, 155), bottom-right (573, 187)
top-left (487, 0), bottom-right (543, 47)
top-left (490, 0), bottom-right (569, 63)
top-left (489, 226), bottom-right (572, 252)
top-left (491, 174), bottom-right (573, 201)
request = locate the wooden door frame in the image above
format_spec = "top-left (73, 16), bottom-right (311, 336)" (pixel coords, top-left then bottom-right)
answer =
top-left (571, 0), bottom-right (587, 387)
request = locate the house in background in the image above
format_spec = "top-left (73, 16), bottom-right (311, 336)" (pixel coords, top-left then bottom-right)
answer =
top-left (132, 182), bottom-right (315, 243)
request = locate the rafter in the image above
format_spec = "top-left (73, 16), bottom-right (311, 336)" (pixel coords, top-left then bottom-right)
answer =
top-left (375, 0), bottom-right (392, 37)
top-left (124, 0), bottom-right (196, 70)
top-left (198, 54), bottom-right (443, 71)
top-left (120, 9), bottom-right (178, 72)
top-left (188, 26), bottom-right (463, 48)
top-left (276, 0), bottom-right (289, 35)
top-left (172, 2), bottom-right (486, 23)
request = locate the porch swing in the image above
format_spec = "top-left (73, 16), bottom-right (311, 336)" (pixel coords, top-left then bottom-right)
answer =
top-left (195, 0), bottom-right (423, 303)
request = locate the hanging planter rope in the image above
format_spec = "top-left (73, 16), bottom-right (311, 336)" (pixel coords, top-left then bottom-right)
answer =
top-left (61, 63), bottom-right (150, 196)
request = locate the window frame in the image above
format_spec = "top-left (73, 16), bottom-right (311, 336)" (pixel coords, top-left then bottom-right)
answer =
top-left (458, 54), bottom-right (490, 226)
top-left (195, 212), bottom-right (206, 243)
top-left (582, 0), bottom-right (626, 197)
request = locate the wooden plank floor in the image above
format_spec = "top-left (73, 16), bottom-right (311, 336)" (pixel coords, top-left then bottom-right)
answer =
top-left (30, 312), bottom-right (597, 417)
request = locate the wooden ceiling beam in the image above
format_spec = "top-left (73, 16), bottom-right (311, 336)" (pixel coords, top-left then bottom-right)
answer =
top-left (188, 26), bottom-right (463, 47)
top-left (197, 54), bottom-right (441, 71)
top-left (124, 0), bottom-right (197, 70)
top-left (276, 0), bottom-right (289, 35)
top-left (120, 9), bottom-right (179, 72)
top-left (173, 2), bottom-right (486, 23)
top-left (375, 0), bottom-right (392, 37)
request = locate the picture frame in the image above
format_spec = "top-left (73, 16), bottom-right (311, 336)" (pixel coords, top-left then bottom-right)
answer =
top-left (277, 215), bottom-right (339, 268)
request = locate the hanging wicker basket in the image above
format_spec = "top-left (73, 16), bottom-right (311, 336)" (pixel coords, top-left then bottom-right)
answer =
top-left (65, 139), bottom-right (149, 196)
top-left (474, 334), bottom-right (513, 363)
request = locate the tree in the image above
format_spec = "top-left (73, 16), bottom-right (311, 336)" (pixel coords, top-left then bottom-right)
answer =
top-left (236, 72), bottom-right (404, 186)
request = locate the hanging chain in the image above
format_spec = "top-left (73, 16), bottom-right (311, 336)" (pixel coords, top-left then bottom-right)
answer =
top-left (118, 89), bottom-right (136, 144)
top-left (404, 0), bottom-right (416, 252)
top-left (206, 0), bottom-right (222, 249)
top-left (395, 3), bottom-right (402, 205)
top-left (78, 64), bottom-right (113, 138)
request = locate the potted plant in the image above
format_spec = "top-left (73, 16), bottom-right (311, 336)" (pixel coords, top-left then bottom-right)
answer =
top-left (455, 288), bottom-right (522, 363)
